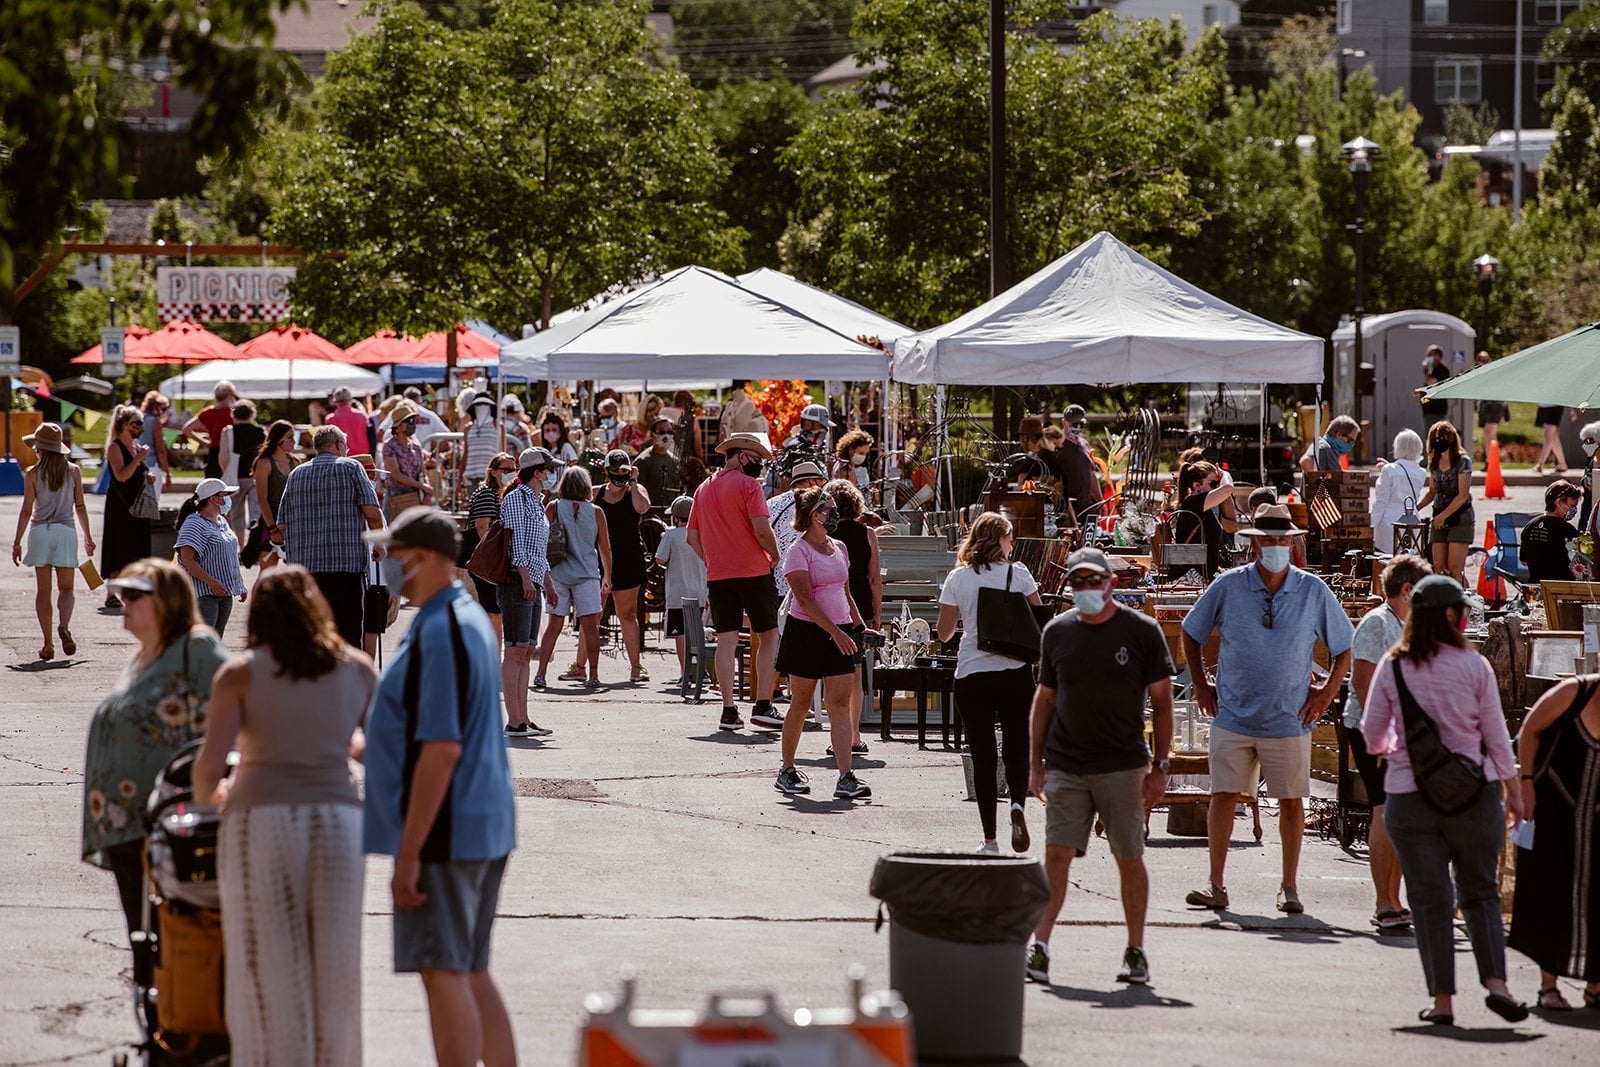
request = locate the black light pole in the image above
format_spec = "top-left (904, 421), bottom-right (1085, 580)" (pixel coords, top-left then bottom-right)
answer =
top-left (1342, 136), bottom-right (1379, 442)
top-left (1472, 253), bottom-right (1501, 354)
top-left (989, 0), bottom-right (1009, 441)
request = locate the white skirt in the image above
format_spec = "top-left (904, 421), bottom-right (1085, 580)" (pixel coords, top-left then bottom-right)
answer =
top-left (22, 522), bottom-right (78, 568)
top-left (218, 803), bottom-right (364, 1067)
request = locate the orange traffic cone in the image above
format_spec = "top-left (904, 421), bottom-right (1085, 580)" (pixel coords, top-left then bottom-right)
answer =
top-left (1340, 451), bottom-right (1350, 471)
top-left (1485, 440), bottom-right (1507, 499)
top-left (1477, 519), bottom-right (1503, 602)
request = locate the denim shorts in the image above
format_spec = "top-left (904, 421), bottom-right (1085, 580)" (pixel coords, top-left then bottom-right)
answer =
top-left (392, 856), bottom-right (508, 974)
top-left (497, 580), bottom-right (541, 646)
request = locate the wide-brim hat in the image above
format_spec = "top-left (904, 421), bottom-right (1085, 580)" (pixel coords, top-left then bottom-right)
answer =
top-left (390, 399), bottom-right (421, 424)
top-left (1237, 502), bottom-right (1305, 537)
top-left (22, 422), bottom-right (70, 454)
top-left (716, 431), bottom-right (774, 460)
top-left (788, 461), bottom-right (826, 482)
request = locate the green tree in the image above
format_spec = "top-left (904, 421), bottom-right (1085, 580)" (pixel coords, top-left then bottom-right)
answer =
top-left (1441, 102), bottom-right (1501, 146)
top-left (0, 0), bottom-right (308, 313)
top-left (273, 0), bottom-right (742, 340)
top-left (702, 79), bottom-right (814, 269)
top-left (781, 5), bottom-right (1224, 329)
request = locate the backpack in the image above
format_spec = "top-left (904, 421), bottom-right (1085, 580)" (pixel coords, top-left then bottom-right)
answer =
top-left (546, 502), bottom-right (571, 567)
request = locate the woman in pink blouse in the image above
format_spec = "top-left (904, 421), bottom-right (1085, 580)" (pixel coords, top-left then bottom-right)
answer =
top-left (1362, 575), bottom-right (1527, 1027)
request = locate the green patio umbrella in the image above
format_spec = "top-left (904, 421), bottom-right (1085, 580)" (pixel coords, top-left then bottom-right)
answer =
top-left (1421, 322), bottom-right (1600, 410)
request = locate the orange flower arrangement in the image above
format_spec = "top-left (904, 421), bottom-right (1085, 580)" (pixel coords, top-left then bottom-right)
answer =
top-left (749, 380), bottom-right (811, 443)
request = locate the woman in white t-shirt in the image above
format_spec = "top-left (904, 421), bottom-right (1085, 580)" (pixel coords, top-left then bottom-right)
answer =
top-left (937, 512), bottom-right (1043, 853)
top-left (773, 487), bottom-right (877, 802)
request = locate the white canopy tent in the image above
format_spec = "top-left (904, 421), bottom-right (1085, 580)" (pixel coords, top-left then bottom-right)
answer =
top-left (737, 267), bottom-right (910, 344)
top-left (498, 266), bottom-right (889, 384)
top-left (159, 357), bottom-right (384, 400)
top-left (892, 231), bottom-right (1323, 385)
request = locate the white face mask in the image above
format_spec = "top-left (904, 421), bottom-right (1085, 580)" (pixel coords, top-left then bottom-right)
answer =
top-left (1259, 545), bottom-right (1292, 573)
top-left (499, 471), bottom-right (516, 487)
top-left (850, 452), bottom-right (867, 466)
top-left (1075, 589), bottom-right (1108, 615)
top-left (544, 471), bottom-right (560, 491)
top-left (1584, 439), bottom-right (1599, 458)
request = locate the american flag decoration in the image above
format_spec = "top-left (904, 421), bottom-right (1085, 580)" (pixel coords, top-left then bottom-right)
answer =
top-left (1310, 484), bottom-right (1343, 529)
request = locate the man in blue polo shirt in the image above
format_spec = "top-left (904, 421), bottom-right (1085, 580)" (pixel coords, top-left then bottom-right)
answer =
top-left (1180, 503), bottom-right (1353, 915)
top-left (363, 508), bottom-right (517, 1067)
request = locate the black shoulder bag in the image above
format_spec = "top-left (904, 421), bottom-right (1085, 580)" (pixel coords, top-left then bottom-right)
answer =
top-left (976, 563), bottom-right (1044, 665)
top-left (400, 603), bottom-right (474, 863)
top-left (1390, 658), bottom-right (1486, 815)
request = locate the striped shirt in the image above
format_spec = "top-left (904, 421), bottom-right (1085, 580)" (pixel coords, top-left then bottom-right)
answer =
top-left (498, 483), bottom-right (549, 583)
top-left (277, 452), bottom-right (381, 573)
top-left (175, 514), bottom-right (245, 599)
top-left (468, 482), bottom-right (502, 524)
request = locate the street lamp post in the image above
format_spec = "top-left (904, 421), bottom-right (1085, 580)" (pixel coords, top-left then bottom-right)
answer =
top-left (1342, 136), bottom-right (1379, 451)
top-left (1472, 253), bottom-right (1502, 354)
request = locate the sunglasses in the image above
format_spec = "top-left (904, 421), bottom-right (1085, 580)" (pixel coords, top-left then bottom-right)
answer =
top-left (120, 588), bottom-right (152, 604)
top-left (1261, 592), bottom-right (1276, 630)
top-left (1067, 574), bottom-right (1108, 590)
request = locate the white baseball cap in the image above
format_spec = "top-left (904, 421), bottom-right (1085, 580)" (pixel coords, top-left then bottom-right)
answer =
top-left (194, 477), bottom-right (238, 501)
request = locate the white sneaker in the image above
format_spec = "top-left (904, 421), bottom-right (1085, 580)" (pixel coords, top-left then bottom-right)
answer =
top-left (978, 840), bottom-right (1000, 854)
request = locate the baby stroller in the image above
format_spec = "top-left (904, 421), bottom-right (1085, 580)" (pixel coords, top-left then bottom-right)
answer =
top-left (114, 739), bottom-right (233, 1066)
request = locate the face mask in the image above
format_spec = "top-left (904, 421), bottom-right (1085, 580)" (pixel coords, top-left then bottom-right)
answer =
top-left (609, 472), bottom-right (631, 485)
top-left (500, 471), bottom-right (516, 487)
top-left (544, 471), bottom-right (560, 491)
top-left (850, 453), bottom-right (867, 466)
top-left (600, 415), bottom-right (618, 430)
top-left (1585, 440), bottom-right (1599, 458)
top-left (654, 434), bottom-right (673, 448)
top-left (735, 454), bottom-right (760, 477)
top-left (1075, 589), bottom-right (1107, 615)
top-left (1457, 611), bottom-right (1470, 634)
top-left (217, 496), bottom-right (232, 516)
top-left (1327, 435), bottom-right (1354, 456)
top-left (1259, 545), bottom-right (1291, 573)
top-left (544, 429), bottom-right (562, 443)
top-left (1565, 505), bottom-right (1579, 522)
top-left (821, 511), bottom-right (839, 533)
top-left (378, 556), bottom-right (408, 597)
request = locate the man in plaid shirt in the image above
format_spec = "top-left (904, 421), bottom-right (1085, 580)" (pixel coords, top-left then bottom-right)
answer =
top-left (277, 425), bottom-right (385, 645)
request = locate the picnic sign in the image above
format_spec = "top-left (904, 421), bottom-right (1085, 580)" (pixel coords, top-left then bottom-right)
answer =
top-left (157, 266), bottom-right (295, 323)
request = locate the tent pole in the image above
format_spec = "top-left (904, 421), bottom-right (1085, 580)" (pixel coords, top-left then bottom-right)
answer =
top-left (1258, 384), bottom-right (1266, 487)
top-left (935, 384), bottom-right (947, 513)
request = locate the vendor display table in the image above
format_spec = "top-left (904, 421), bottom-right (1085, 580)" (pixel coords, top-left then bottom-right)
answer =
top-left (872, 663), bottom-right (958, 749)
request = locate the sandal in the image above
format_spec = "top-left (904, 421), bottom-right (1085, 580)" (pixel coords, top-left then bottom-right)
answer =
top-left (1417, 1007), bottom-right (1453, 1026)
top-left (1484, 991), bottom-right (1529, 1023)
top-left (38, 644), bottom-right (54, 662)
top-left (57, 626), bottom-right (76, 657)
top-left (1371, 910), bottom-right (1410, 930)
top-left (630, 664), bottom-right (650, 683)
top-left (1583, 988), bottom-right (1600, 1010)
top-left (1537, 986), bottom-right (1572, 1011)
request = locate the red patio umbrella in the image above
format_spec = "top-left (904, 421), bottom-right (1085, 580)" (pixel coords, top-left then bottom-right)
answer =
top-left (238, 324), bottom-right (345, 361)
top-left (70, 319), bottom-right (246, 364)
top-left (343, 328), bottom-right (425, 365)
top-left (413, 323), bottom-right (501, 364)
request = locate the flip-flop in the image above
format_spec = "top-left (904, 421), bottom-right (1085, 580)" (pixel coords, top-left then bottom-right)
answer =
top-left (57, 627), bottom-right (76, 657)
top-left (1537, 987), bottom-right (1572, 1011)
top-left (1484, 991), bottom-right (1529, 1023)
top-left (37, 645), bottom-right (54, 662)
top-left (1372, 910), bottom-right (1410, 930)
top-left (1418, 1007), bottom-right (1453, 1026)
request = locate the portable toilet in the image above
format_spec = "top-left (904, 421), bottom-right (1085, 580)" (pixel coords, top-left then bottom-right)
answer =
top-left (1332, 310), bottom-right (1477, 462)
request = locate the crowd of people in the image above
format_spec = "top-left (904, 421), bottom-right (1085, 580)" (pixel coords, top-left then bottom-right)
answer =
top-left (9, 378), bottom-right (1598, 1062)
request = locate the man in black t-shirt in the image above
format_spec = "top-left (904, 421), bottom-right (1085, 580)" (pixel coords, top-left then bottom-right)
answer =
top-left (1421, 345), bottom-right (1451, 422)
top-left (1025, 547), bottom-right (1175, 988)
top-left (1522, 480), bottom-right (1583, 584)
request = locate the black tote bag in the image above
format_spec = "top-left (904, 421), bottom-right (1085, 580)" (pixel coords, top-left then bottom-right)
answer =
top-left (976, 563), bottom-right (1044, 665)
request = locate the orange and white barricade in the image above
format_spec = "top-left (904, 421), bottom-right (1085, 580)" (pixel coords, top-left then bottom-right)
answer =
top-left (579, 970), bottom-right (913, 1067)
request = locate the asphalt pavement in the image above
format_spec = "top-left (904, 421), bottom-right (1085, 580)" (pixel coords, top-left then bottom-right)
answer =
top-left (1, 485), bottom-right (1595, 1066)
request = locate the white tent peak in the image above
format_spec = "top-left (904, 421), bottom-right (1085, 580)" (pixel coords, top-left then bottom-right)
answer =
top-left (499, 265), bottom-right (889, 383)
top-left (893, 231), bottom-right (1323, 385)
top-left (737, 267), bottom-right (910, 344)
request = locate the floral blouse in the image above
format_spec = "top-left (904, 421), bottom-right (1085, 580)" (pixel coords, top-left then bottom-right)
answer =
top-left (81, 630), bottom-right (228, 868)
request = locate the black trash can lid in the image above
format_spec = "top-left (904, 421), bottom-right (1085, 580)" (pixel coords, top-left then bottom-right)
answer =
top-left (870, 851), bottom-right (1050, 945)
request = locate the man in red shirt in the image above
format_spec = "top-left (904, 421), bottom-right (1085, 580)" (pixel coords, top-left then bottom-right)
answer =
top-left (326, 386), bottom-right (373, 454)
top-left (688, 431), bottom-right (782, 732)
top-left (182, 380), bottom-right (238, 478)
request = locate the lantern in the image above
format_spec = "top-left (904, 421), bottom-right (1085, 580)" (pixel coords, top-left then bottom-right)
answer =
top-left (1392, 498), bottom-right (1428, 558)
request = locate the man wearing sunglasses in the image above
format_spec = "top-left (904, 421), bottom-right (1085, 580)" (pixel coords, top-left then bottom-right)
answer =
top-left (1180, 503), bottom-right (1353, 916)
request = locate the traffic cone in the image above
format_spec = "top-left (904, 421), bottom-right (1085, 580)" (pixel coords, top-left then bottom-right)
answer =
top-left (1340, 451), bottom-right (1350, 470)
top-left (1485, 440), bottom-right (1507, 499)
top-left (1477, 520), bottom-right (1503, 602)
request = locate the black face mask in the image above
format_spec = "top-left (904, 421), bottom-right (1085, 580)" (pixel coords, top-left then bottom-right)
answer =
top-left (609, 473), bottom-right (631, 485)
top-left (737, 454), bottom-right (762, 477)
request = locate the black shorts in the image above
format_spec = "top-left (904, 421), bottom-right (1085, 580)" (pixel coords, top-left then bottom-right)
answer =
top-left (1347, 726), bottom-right (1387, 807)
top-left (665, 607), bottom-right (685, 637)
top-left (706, 574), bottom-right (779, 634)
top-left (470, 573), bottom-right (501, 616)
top-left (775, 616), bottom-right (857, 679)
top-left (1536, 405), bottom-right (1565, 426)
top-left (363, 585), bottom-right (391, 636)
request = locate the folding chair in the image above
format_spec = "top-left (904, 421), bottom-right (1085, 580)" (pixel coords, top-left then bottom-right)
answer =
top-left (1472, 511), bottom-right (1535, 604)
top-left (679, 598), bottom-right (709, 704)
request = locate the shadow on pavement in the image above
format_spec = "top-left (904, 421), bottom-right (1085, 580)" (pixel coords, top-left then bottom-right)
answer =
top-left (7, 659), bottom-right (79, 672)
top-left (1043, 983), bottom-right (1194, 1010)
top-left (687, 731), bottom-right (778, 744)
top-left (782, 796), bottom-right (870, 814)
top-left (1532, 1006), bottom-right (1600, 1030)
top-left (1392, 1024), bottom-right (1543, 1043)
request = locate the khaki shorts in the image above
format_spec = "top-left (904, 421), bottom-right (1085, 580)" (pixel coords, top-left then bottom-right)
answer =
top-left (1044, 767), bottom-right (1147, 860)
top-left (1208, 724), bottom-right (1311, 799)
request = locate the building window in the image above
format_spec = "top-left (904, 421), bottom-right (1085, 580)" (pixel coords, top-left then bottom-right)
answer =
top-left (1336, 0), bottom-right (1352, 34)
top-left (1537, 1), bottom-right (1584, 24)
top-left (1537, 60), bottom-right (1559, 102)
top-left (1424, 0), bottom-right (1448, 26)
top-left (1435, 58), bottom-right (1482, 104)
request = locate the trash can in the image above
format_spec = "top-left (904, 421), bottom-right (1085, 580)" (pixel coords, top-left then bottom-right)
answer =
top-left (870, 851), bottom-right (1049, 1063)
